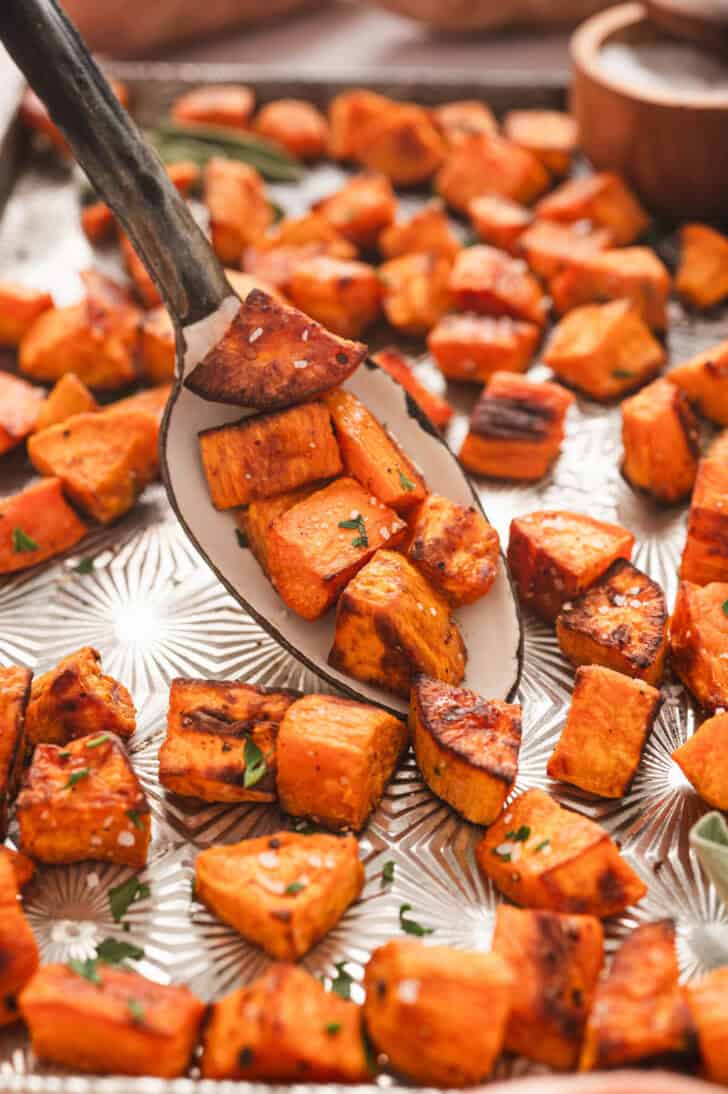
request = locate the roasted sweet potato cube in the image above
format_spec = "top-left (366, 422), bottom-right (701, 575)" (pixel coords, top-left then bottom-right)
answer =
top-left (0, 373), bottom-right (44, 455)
top-left (202, 963), bottom-right (369, 1081)
top-left (277, 693), bottom-right (407, 830)
top-left (544, 299), bottom-right (665, 402)
top-left (20, 962), bottom-right (204, 1077)
top-left (508, 510), bottom-right (634, 623)
top-left (372, 348), bottom-right (453, 431)
top-left (327, 89), bottom-right (392, 160)
top-left (459, 372), bottom-right (573, 481)
top-left (204, 157), bottom-right (272, 263)
top-left (198, 401), bottom-right (342, 511)
top-left (289, 256), bottom-right (381, 339)
top-left (26, 646), bottom-right (134, 747)
top-left (325, 388), bottom-right (426, 512)
top-left (467, 193), bottom-right (533, 254)
top-left (314, 173), bottom-right (396, 248)
top-left (492, 905), bottom-right (604, 1070)
top-left (266, 478), bottom-right (407, 620)
top-left (186, 289), bottom-right (366, 410)
top-left (106, 385), bottom-right (171, 426)
top-left (681, 458), bottom-right (728, 585)
top-left (119, 234), bottom-right (161, 308)
top-left (687, 966), bottom-right (728, 1083)
top-left (0, 478), bottom-right (88, 576)
top-left (0, 666), bottom-right (31, 839)
top-left (363, 939), bottom-right (513, 1087)
top-left (158, 677), bottom-right (296, 803)
top-left (476, 788), bottom-right (647, 917)
top-left (428, 312), bottom-right (540, 383)
top-left (236, 484), bottom-right (322, 576)
top-left (622, 378), bottom-right (700, 503)
top-left (253, 98), bottom-right (328, 160)
top-left (29, 410), bottom-right (158, 524)
top-left (672, 711), bottom-right (728, 809)
top-left (224, 268), bottom-right (287, 302)
top-left (670, 581), bottom-right (728, 712)
top-left (172, 83), bottom-right (254, 130)
top-left (256, 212), bottom-right (356, 259)
top-left (243, 242), bottom-right (338, 294)
top-left (547, 666), bottom-right (661, 798)
top-left (196, 831), bottom-right (363, 958)
top-left (449, 245), bottom-right (547, 326)
top-left (0, 856), bottom-right (39, 1027)
top-left (550, 247), bottom-right (671, 331)
top-left (329, 550), bottom-right (466, 698)
top-left (669, 340), bottom-right (728, 426)
top-left (356, 102), bottom-right (445, 185)
top-left (0, 283), bottom-right (52, 345)
top-left (80, 201), bottom-right (116, 244)
top-left (676, 223), bottom-right (728, 309)
top-left (0, 847), bottom-right (35, 890)
top-left (379, 201), bottom-right (461, 261)
top-left (406, 493), bottom-right (500, 606)
top-left (410, 675), bottom-right (520, 824)
top-left (503, 110), bottom-right (579, 177)
top-left (379, 251), bottom-right (453, 334)
top-left (432, 99), bottom-right (497, 145)
top-left (436, 132), bottom-right (550, 213)
top-left (536, 172), bottom-right (649, 245)
top-left (17, 731), bottom-right (150, 866)
top-left (35, 373), bottom-right (98, 432)
top-left (581, 921), bottom-right (696, 1071)
top-left (519, 219), bottom-right (613, 280)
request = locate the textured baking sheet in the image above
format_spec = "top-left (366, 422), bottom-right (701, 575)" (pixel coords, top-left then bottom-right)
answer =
top-left (1, 64), bottom-right (728, 1094)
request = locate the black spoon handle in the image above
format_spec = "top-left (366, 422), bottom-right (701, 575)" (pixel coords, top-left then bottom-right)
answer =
top-left (0, 0), bottom-right (231, 326)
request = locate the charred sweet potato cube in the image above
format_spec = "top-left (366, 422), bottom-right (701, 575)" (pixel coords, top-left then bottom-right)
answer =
top-left (492, 905), bottom-right (604, 1070)
top-left (327, 89), bottom-right (392, 160)
top-left (25, 646), bottom-right (134, 747)
top-left (205, 157), bottom-right (272, 264)
top-left (687, 966), bottom-right (728, 1083)
top-left (265, 478), bottom-right (407, 620)
top-left (314, 173), bottom-right (396, 248)
top-left (581, 921), bottom-right (696, 1071)
top-left (202, 963), bottom-right (369, 1081)
top-left (547, 666), bottom-right (661, 798)
top-left (0, 856), bottom-right (39, 1027)
top-left (681, 457), bottom-right (728, 585)
top-left (670, 581), bottom-right (728, 712)
top-left (0, 666), bottom-right (31, 839)
top-left (550, 247), bottom-right (671, 331)
top-left (0, 478), bottom-right (88, 576)
top-left (544, 299), bottom-right (666, 402)
top-left (379, 201), bottom-right (461, 261)
top-left (371, 348), bottom-right (453, 431)
top-left (508, 510), bottom-right (634, 623)
top-left (669, 340), bottom-right (728, 426)
top-left (672, 711), bottom-right (728, 809)
top-left (459, 372), bottom-right (573, 481)
top-left (119, 234), bottom-right (160, 308)
top-left (20, 962), bottom-right (204, 1077)
top-left (0, 373), bottom-right (44, 455)
top-left (329, 550), bottom-right (466, 697)
top-left (536, 172), bottom-right (649, 246)
top-left (476, 787), bottom-right (647, 917)
top-left (35, 373), bottom-right (98, 432)
top-left (17, 731), bottom-right (150, 866)
top-left (236, 485), bottom-right (321, 576)
top-left (0, 847), bottom-right (35, 890)
top-left (0, 283), bottom-right (52, 345)
top-left (467, 193), bottom-right (533, 254)
top-left (406, 493), bottom-right (500, 606)
top-left (172, 83), bottom-right (254, 129)
top-left (449, 245), bottom-right (547, 326)
top-left (356, 102), bottom-right (445, 185)
top-left (363, 939), bottom-right (513, 1086)
top-left (432, 99), bottom-right (497, 145)
top-left (410, 675), bottom-right (520, 824)
top-left (519, 219), bottom-right (613, 280)
top-left (436, 132), bottom-right (550, 213)
top-left (324, 388), bottom-right (426, 512)
top-left (277, 693), bottom-right (407, 830)
top-left (158, 677), bottom-right (296, 803)
top-left (196, 831), bottom-right (363, 958)
top-left (255, 212), bottom-right (356, 259)
top-left (379, 251), bottom-right (453, 334)
top-left (428, 312), bottom-right (540, 383)
top-left (29, 410), bottom-right (158, 524)
top-left (253, 98), bottom-right (328, 160)
top-left (186, 289), bottom-right (366, 410)
top-left (676, 223), bottom-right (728, 309)
top-left (198, 401), bottom-right (342, 511)
top-left (503, 110), bottom-right (579, 177)
top-left (288, 256), bottom-right (381, 339)
top-left (622, 378), bottom-right (700, 503)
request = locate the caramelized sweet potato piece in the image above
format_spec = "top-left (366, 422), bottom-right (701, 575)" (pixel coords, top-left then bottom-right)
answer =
top-left (544, 299), bottom-right (665, 402)
top-left (0, 283), bottom-right (52, 346)
top-left (235, 484), bottom-right (322, 576)
top-left (314, 173), bottom-right (396, 248)
top-left (325, 388), bottom-right (426, 512)
top-left (550, 247), bottom-right (671, 331)
top-left (680, 457), bottom-right (728, 585)
top-left (0, 847), bottom-right (35, 890)
top-left (687, 966), bottom-right (728, 1083)
top-left (356, 102), bottom-right (445, 185)
top-left (476, 787), bottom-right (647, 917)
top-left (379, 201), bottom-right (461, 261)
top-left (0, 855), bottom-right (39, 1027)
top-left (277, 693), bottom-right (407, 830)
top-left (289, 255), bottom-right (381, 338)
top-left (428, 313), bottom-right (540, 383)
top-left (0, 478), bottom-right (87, 575)
top-left (196, 831), bottom-right (363, 958)
top-left (410, 675), bottom-right (520, 824)
top-left (371, 348), bottom-right (453, 431)
top-left (106, 385), bottom-right (171, 429)
top-left (255, 212), bottom-right (356, 259)
top-left (20, 963), bottom-right (204, 1077)
top-left (379, 251), bottom-right (453, 334)
top-left (0, 666), bottom-right (31, 839)
top-left (202, 963), bottom-right (369, 1082)
top-left (35, 373), bottom-right (98, 432)
top-left (266, 478), bottom-right (407, 620)
top-left (80, 202), bottom-right (116, 244)
top-left (205, 157), bottom-right (272, 263)
top-left (459, 371), bottom-right (573, 480)
top-left (172, 83), bottom-right (255, 130)
top-left (669, 340), bottom-right (728, 426)
top-left (243, 242), bottom-right (339, 293)
top-left (186, 289), bottom-right (366, 410)
top-left (449, 245), bottom-right (547, 326)
top-left (536, 172), bottom-right (649, 245)
top-left (436, 132), bottom-right (550, 213)
top-left (253, 98), bottom-right (328, 160)
top-left (676, 223), bottom-right (728, 309)
top-left (557, 559), bottom-right (668, 685)
top-left (508, 511), bottom-right (634, 623)
top-left (581, 921), bottom-right (696, 1071)
top-left (406, 493), bottom-right (500, 606)
top-left (431, 99), bottom-right (497, 145)
top-left (119, 234), bottom-right (160, 308)
top-left (17, 732), bottom-right (150, 866)
top-left (327, 89), bottom-right (390, 159)
top-left (710, 428), bottom-right (728, 460)
top-left (519, 219), bottom-right (613, 280)
top-left (329, 550), bottom-right (466, 697)
top-left (363, 939), bottom-right (513, 1087)
top-left (138, 308), bottom-right (174, 384)
top-left (503, 109), bottom-right (579, 177)
top-left (158, 677), bottom-right (296, 803)
top-left (670, 581), bottom-right (728, 712)
top-left (621, 378), bottom-right (700, 503)
top-left (198, 401), bottom-right (342, 510)
top-left (673, 711), bottom-right (728, 809)
top-left (492, 905), bottom-right (604, 1070)
top-left (468, 193), bottom-right (533, 254)
top-left (0, 373), bottom-right (44, 455)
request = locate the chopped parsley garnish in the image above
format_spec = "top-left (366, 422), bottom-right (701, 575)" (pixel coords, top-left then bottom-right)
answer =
top-left (399, 903), bottom-right (433, 937)
top-left (74, 558), bottom-right (95, 574)
top-left (86, 735), bottom-right (109, 749)
top-left (505, 826), bottom-right (531, 842)
top-left (723, 599), bottom-right (728, 618)
top-left (239, 1047), bottom-right (255, 1067)
top-left (612, 369), bottom-right (633, 379)
top-left (96, 937), bottom-right (144, 964)
top-left (127, 997), bottom-right (145, 1023)
top-left (243, 736), bottom-right (267, 788)
top-left (67, 957), bottom-right (101, 985)
top-left (12, 527), bottom-right (39, 554)
top-left (235, 528), bottom-right (248, 549)
top-left (338, 515), bottom-right (368, 549)
top-left (325, 1022), bottom-right (342, 1036)
top-left (330, 962), bottom-right (354, 1000)
top-left (65, 768), bottom-right (90, 789)
top-left (109, 875), bottom-right (150, 922)
top-left (58, 750), bottom-right (70, 760)
top-left (381, 861), bottom-right (395, 885)
top-left (126, 808), bottom-right (144, 830)
top-left (492, 847), bottom-right (511, 862)
top-left (535, 839), bottom-right (551, 853)
top-left (285, 880), bottom-right (305, 895)
top-left (398, 469), bottom-right (416, 492)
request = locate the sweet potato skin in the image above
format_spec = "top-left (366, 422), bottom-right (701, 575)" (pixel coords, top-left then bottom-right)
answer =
top-left (288, 255), bottom-right (381, 339)
top-left (436, 132), bottom-right (550, 212)
top-left (379, 201), bottom-right (461, 261)
top-left (621, 379), bottom-right (700, 503)
top-left (428, 313), bottom-right (540, 384)
top-left (407, 493), bottom-right (500, 606)
top-left (205, 156), bottom-right (272, 263)
top-left (0, 478), bottom-right (88, 575)
top-left (0, 373), bottom-right (45, 454)
top-left (687, 966), bottom-right (728, 1083)
top-left (670, 581), bottom-right (728, 712)
top-left (314, 173), bottom-right (396, 248)
top-left (669, 340), bottom-right (728, 426)
top-left (676, 223), bottom-right (728, 310)
top-left (0, 666), bottom-right (32, 839)
top-left (536, 171), bottom-right (649, 246)
top-left (172, 83), bottom-right (255, 130)
top-left (379, 251), bottom-right (453, 334)
top-left (371, 348), bottom-right (453, 431)
top-left (253, 98), bottom-right (328, 160)
top-left (0, 283), bottom-right (53, 346)
top-left (679, 456), bottom-right (728, 586)
top-left (0, 856), bottom-right (40, 1027)
top-left (35, 373), bottom-right (98, 432)
top-left (672, 711), bottom-right (728, 810)
top-left (449, 245), bottom-right (547, 327)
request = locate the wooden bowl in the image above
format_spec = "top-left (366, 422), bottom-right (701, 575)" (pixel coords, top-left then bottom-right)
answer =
top-left (571, 2), bottom-right (728, 219)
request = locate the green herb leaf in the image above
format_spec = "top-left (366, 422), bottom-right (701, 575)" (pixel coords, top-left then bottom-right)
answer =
top-left (612, 369), bottom-right (634, 379)
top-left (96, 937), bottom-right (144, 964)
top-left (235, 528), bottom-right (248, 548)
top-left (65, 768), bottom-right (90, 789)
top-left (330, 962), bottom-right (354, 1000)
top-left (58, 750), bottom-right (70, 760)
top-left (86, 735), bottom-right (109, 749)
top-left (126, 808), bottom-right (144, 830)
top-left (150, 121), bottom-right (304, 181)
top-left (398, 469), bottom-right (416, 492)
top-left (338, 514), bottom-right (368, 549)
top-left (67, 957), bottom-right (101, 985)
top-left (505, 826), bottom-right (531, 842)
top-left (399, 903), bottom-right (433, 937)
top-left (535, 839), bottom-right (551, 853)
top-left (723, 599), bottom-right (728, 618)
top-left (74, 557), bottom-right (94, 574)
top-left (381, 861), bottom-right (395, 885)
top-left (109, 875), bottom-right (150, 923)
top-left (492, 847), bottom-right (511, 862)
top-left (127, 997), bottom-right (145, 1023)
top-left (12, 527), bottom-right (39, 554)
top-left (243, 736), bottom-right (267, 788)
top-left (325, 1022), bottom-right (342, 1036)
top-left (285, 880), bottom-right (305, 895)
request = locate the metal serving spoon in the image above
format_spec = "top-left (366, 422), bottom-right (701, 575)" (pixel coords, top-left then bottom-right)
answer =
top-left (1, 0), bottom-right (522, 715)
